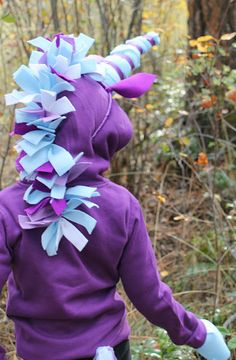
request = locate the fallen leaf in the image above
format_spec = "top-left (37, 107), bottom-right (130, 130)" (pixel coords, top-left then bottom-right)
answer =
top-left (1, 13), bottom-right (16, 23)
top-left (192, 53), bottom-right (201, 59)
top-left (164, 117), bottom-right (173, 127)
top-left (157, 194), bottom-right (166, 204)
top-left (175, 54), bottom-right (187, 64)
top-left (203, 78), bottom-right (210, 86)
top-left (135, 107), bottom-right (145, 113)
top-left (145, 103), bottom-right (154, 110)
top-left (197, 35), bottom-right (216, 42)
top-left (160, 270), bottom-right (169, 278)
top-left (195, 152), bottom-right (209, 166)
top-left (179, 152), bottom-right (188, 158)
top-left (178, 110), bottom-right (189, 116)
top-left (201, 95), bottom-right (217, 109)
top-left (189, 39), bottom-right (198, 47)
top-left (197, 42), bottom-right (212, 53)
top-left (220, 32), bottom-right (236, 41)
top-left (225, 89), bottom-right (236, 102)
top-left (174, 215), bottom-right (189, 221)
top-left (190, 35), bottom-right (216, 53)
top-left (179, 137), bottom-right (190, 146)
top-left (206, 53), bottom-right (214, 59)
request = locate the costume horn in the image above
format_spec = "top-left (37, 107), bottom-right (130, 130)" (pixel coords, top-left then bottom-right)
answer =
top-left (97, 32), bottom-right (160, 86)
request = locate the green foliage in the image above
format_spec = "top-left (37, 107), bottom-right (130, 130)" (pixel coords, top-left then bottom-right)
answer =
top-left (131, 329), bottom-right (197, 359)
top-left (228, 337), bottom-right (236, 350)
top-left (131, 339), bottom-right (161, 359)
top-left (1, 13), bottom-right (16, 23)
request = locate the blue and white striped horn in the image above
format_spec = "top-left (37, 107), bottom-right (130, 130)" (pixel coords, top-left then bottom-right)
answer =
top-left (97, 32), bottom-right (160, 86)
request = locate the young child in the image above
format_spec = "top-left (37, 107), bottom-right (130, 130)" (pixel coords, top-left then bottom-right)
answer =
top-left (0, 32), bottom-right (230, 360)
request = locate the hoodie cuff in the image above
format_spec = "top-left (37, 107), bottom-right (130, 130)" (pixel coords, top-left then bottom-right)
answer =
top-left (185, 318), bottom-right (207, 349)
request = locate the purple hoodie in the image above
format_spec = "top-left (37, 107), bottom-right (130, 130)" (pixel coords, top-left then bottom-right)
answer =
top-left (0, 76), bottom-right (206, 360)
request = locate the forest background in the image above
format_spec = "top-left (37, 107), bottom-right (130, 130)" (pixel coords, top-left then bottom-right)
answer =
top-left (0, 0), bottom-right (236, 359)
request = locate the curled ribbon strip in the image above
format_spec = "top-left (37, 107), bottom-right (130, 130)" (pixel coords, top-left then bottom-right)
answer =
top-left (19, 185), bottom-right (100, 256)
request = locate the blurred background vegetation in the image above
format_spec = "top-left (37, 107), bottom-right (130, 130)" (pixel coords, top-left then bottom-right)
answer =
top-left (0, 0), bottom-right (236, 359)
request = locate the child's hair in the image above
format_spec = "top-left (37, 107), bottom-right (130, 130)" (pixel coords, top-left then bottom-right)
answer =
top-left (5, 32), bottom-right (160, 256)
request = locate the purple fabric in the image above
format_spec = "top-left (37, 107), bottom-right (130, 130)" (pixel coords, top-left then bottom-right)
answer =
top-left (54, 33), bottom-right (64, 48)
top-left (15, 152), bottom-right (25, 172)
top-left (32, 180), bottom-right (50, 192)
top-left (92, 92), bottom-right (112, 139)
top-left (67, 162), bottom-right (91, 182)
top-left (103, 60), bottom-right (125, 80)
top-left (53, 33), bottom-right (76, 52)
top-left (13, 122), bottom-right (37, 135)
top-left (50, 66), bottom-right (77, 83)
top-left (128, 43), bottom-right (144, 54)
top-left (27, 204), bottom-right (57, 223)
top-left (51, 198), bottom-right (67, 215)
top-left (119, 54), bottom-right (135, 69)
top-left (144, 34), bottom-right (156, 46)
top-left (25, 198), bottom-right (50, 215)
top-left (107, 73), bottom-right (157, 98)
top-left (36, 162), bottom-right (54, 173)
top-left (0, 76), bottom-right (206, 360)
top-left (39, 52), bottom-right (47, 64)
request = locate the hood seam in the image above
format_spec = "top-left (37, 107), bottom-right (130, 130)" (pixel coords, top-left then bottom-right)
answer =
top-left (91, 92), bottom-right (113, 140)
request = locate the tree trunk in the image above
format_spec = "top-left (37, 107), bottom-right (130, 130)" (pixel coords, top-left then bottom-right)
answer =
top-left (187, 0), bottom-right (236, 68)
top-left (50, 0), bottom-right (60, 33)
top-left (186, 0), bottom-right (236, 159)
top-left (126, 0), bottom-right (143, 40)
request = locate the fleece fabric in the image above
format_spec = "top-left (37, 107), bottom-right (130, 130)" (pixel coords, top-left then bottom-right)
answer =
top-left (0, 76), bottom-right (206, 360)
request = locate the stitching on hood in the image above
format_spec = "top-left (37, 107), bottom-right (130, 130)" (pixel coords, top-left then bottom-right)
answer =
top-left (92, 91), bottom-right (113, 140)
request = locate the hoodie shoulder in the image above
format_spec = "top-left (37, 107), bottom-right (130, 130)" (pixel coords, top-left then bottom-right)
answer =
top-left (0, 181), bottom-right (26, 200)
top-left (0, 182), bottom-right (27, 247)
top-left (101, 179), bottom-right (140, 212)
top-left (0, 182), bottom-right (27, 215)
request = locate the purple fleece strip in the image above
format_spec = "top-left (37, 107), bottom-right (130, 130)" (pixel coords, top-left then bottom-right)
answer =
top-left (36, 162), bottom-right (54, 173)
top-left (128, 43), bottom-right (144, 54)
top-left (103, 60), bottom-right (125, 80)
top-left (14, 122), bottom-right (37, 135)
top-left (16, 151), bottom-right (27, 172)
top-left (118, 54), bottom-right (135, 70)
top-left (32, 180), bottom-right (50, 192)
top-left (54, 33), bottom-right (64, 48)
top-left (25, 197), bottom-right (50, 215)
top-left (39, 52), bottom-right (47, 64)
top-left (51, 198), bottom-right (67, 216)
top-left (144, 35), bottom-right (156, 46)
top-left (16, 156), bottom-right (25, 172)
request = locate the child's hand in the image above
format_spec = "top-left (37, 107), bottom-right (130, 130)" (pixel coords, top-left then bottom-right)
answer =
top-left (196, 319), bottom-right (230, 360)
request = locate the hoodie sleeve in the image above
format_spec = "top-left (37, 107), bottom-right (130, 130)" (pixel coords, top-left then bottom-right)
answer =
top-left (0, 209), bottom-right (12, 360)
top-left (119, 197), bottom-right (206, 348)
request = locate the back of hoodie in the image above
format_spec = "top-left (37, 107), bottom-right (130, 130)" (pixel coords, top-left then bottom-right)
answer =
top-left (0, 76), bottom-right (206, 360)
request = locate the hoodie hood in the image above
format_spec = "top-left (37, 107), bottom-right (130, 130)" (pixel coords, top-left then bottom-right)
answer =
top-left (4, 32), bottom-right (158, 257)
top-left (55, 75), bottom-right (133, 184)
